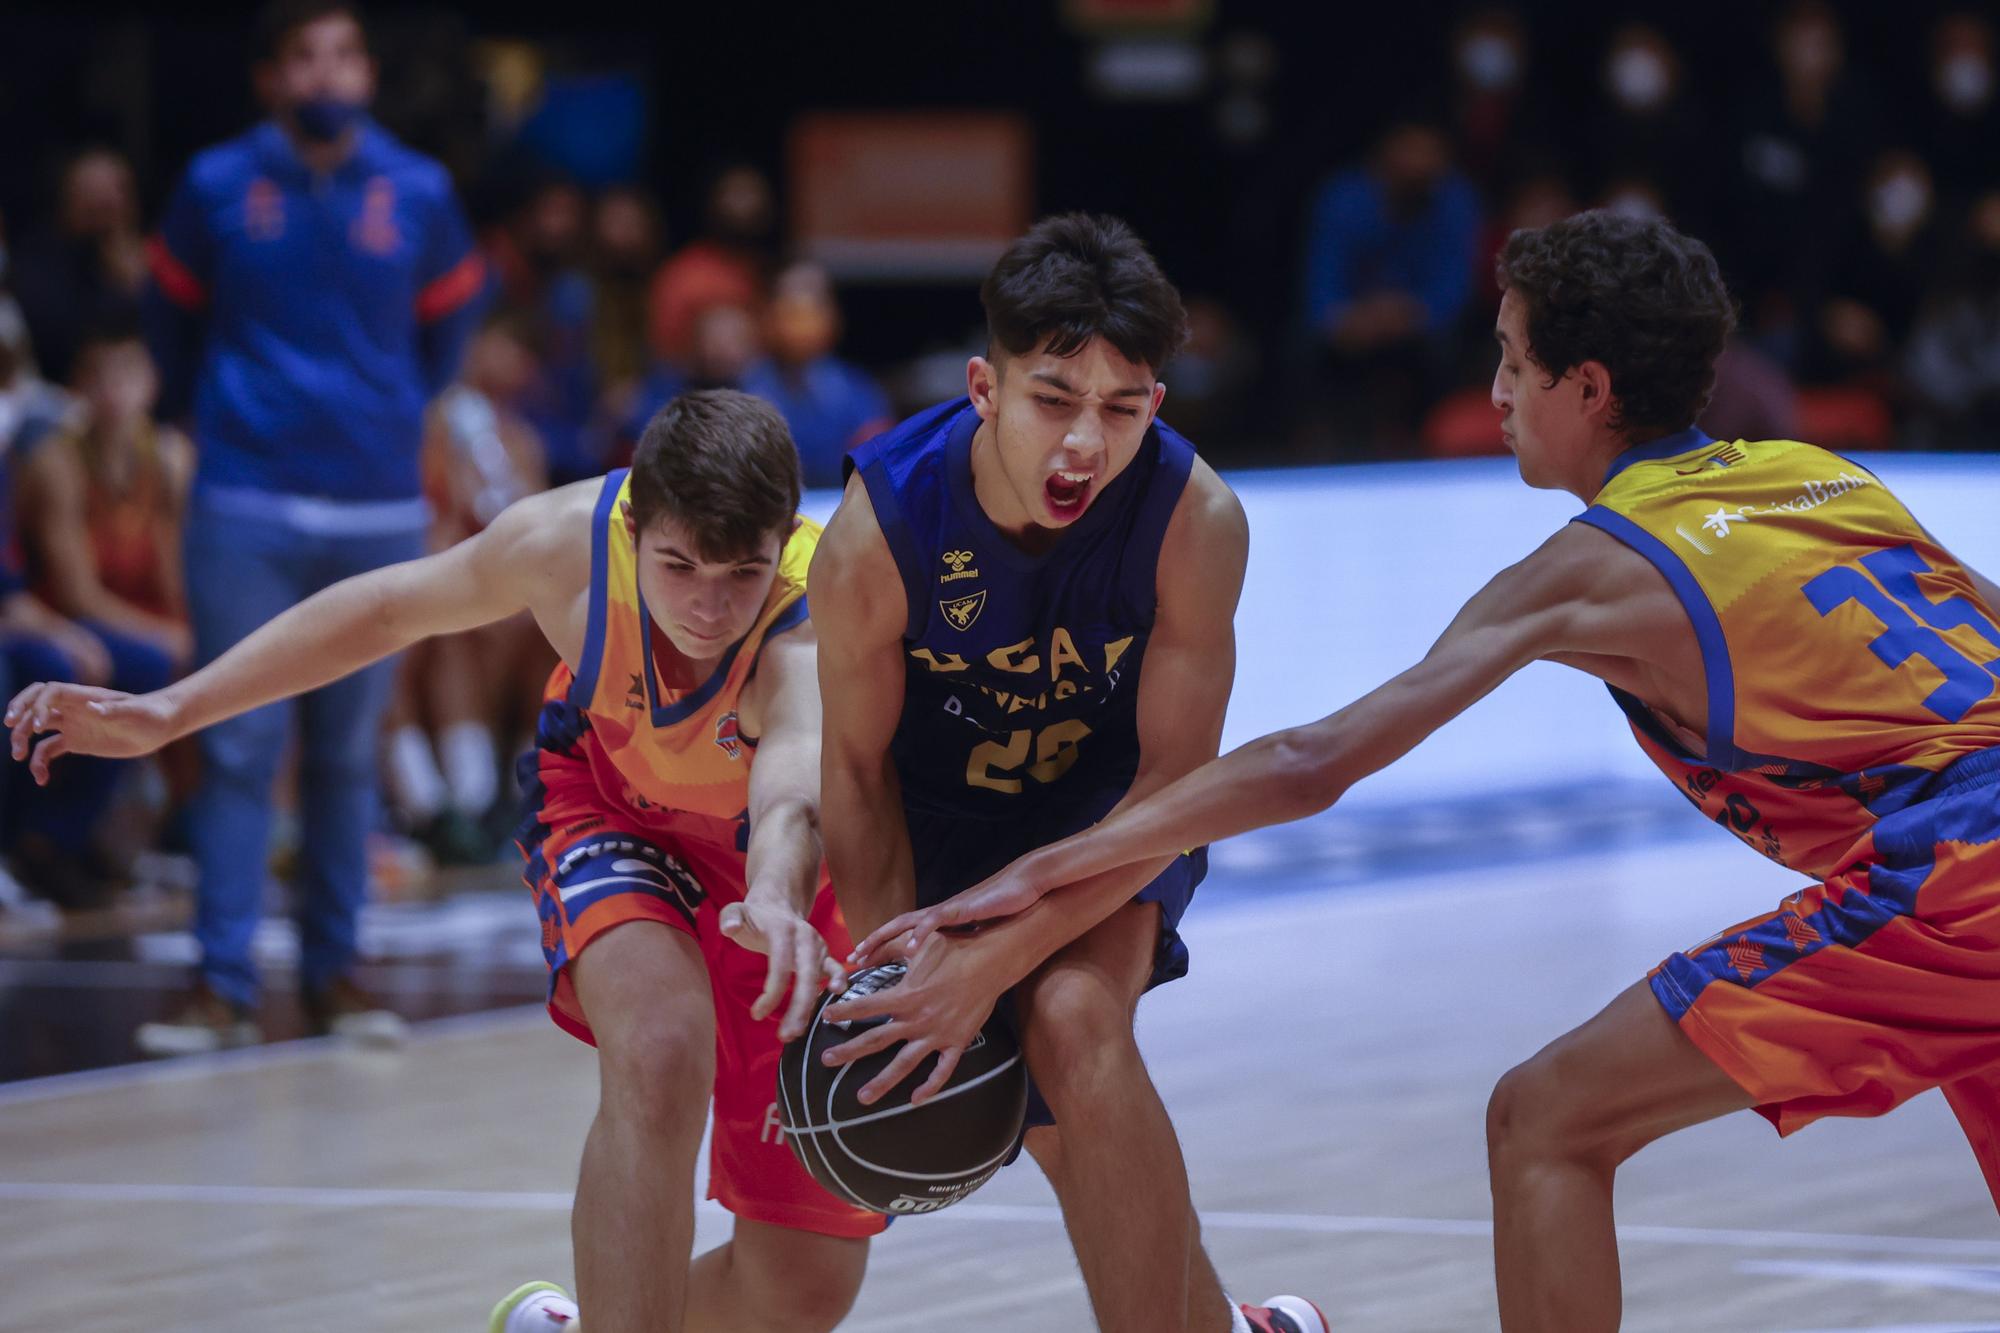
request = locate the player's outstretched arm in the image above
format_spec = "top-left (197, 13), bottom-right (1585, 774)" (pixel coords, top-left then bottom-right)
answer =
top-left (720, 622), bottom-right (845, 1039)
top-left (811, 474), bottom-right (921, 938)
top-left (853, 523), bottom-right (1632, 958)
top-left (5, 485), bottom-right (581, 783)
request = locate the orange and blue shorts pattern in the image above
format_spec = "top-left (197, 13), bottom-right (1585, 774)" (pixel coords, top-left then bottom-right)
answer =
top-left (513, 695), bottom-right (885, 1239)
top-left (1650, 747), bottom-right (2000, 1209)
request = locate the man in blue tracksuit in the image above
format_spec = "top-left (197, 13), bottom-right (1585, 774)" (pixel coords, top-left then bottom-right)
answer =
top-left (138, 0), bottom-right (484, 1053)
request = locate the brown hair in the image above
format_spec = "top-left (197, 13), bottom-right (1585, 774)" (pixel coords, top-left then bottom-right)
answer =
top-left (627, 389), bottom-right (800, 562)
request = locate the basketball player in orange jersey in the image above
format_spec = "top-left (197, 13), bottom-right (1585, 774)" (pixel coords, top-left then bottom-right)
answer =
top-left (7, 390), bottom-right (883, 1333)
top-left (847, 211), bottom-right (2000, 1331)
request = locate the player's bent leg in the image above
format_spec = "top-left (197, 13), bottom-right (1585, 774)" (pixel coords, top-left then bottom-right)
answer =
top-left (1016, 900), bottom-right (1228, 1333)
top-left (684, 1216), bottom-right (868, 1333)
top-left (1486, 979), bottom-right (1753, 1333)
top-left (569, 919), bottom-right (718, 1333)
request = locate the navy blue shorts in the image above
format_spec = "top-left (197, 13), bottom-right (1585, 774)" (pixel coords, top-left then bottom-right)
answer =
top-left (904, 797), bottom-right (1208, 1134)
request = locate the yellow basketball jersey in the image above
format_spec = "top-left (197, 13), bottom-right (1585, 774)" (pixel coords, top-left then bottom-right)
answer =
top-left (1579, 430), bottom-right (2000, 877)
top-left (553, 468), bottom-right (818, 840)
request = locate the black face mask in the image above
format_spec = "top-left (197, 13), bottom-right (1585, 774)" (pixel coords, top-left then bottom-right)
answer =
top-left (292, 97), bottom-right (365, 143)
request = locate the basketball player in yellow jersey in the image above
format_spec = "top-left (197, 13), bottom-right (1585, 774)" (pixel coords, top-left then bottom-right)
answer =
top-left (849, 212), bottom-right (2000, 1331)
top-left (7, 390), bottom-right (883, 1333)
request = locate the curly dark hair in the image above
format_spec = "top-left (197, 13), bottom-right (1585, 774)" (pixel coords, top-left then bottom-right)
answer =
top-left (1496, 210), bottom-right (1736, 439)
top-left (629, 389), bottom-right (800, 562)
top-left (982, 213), bottom-right (1189, 373)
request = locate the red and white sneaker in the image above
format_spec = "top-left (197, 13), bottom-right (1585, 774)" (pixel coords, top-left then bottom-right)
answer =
top-left (1243, 1294), bottom-right (1330, 1333)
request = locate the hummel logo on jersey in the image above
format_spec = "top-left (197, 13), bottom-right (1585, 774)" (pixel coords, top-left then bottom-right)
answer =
top-left (625, 673), bottom-right (646, 709)
top-left (941, 549), bottom-right (981, 583)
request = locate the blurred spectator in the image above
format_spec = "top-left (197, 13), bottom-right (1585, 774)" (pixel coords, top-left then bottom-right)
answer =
top-left (587, 184), bottom-right (663, 396)
top-left (16, 320), bottom-right (192, 673)
top-left (1701, 340), bottom-right (1801, 444)
top-left (489, 173), bottom-right (598, 485)
top-left (1921, 13), bottom-right (2000, 207)
top-left (647, 162), bottom-right (774, 367)
top-left (1475, 172), bottom-right (1578, 319)
top-left (0, 329), bottom-right (166, 909)
top-left (1446, 8), bottom-right (1550, 197)
top-left (1728, 1), bottom-right (1881, 355)
top-left (1158, 297), bottom-right (1257, 450)
top-left (1586, 26), bottom-right (1709, 234)
top-left (137, 0), bottom-right (483, 1053)
top-left (11, 148), bottom-right (147, 386)
top-left (385, 316), bottom-right (550, 860)
top-left (1597, 176), bottom-right (1668, 222)
top-left (1299, 119), bottom-right (1481, 452)
top-left (741, 260), bottom-right (891, 487)
top-left (1905, 190), bottom-right (2000, 450)
top-left (1802, 151), bottom-right (1939, 388)
top-left (619, 301), bottom-right (764, 453)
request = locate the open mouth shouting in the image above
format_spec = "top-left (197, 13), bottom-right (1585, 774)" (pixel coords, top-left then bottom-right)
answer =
top-left (1044, 467), bottom-right (1095, 521)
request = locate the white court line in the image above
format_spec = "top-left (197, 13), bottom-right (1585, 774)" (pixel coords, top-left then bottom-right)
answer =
top-left (0, 1003), bottom-right (548, 1109)
top-left (0, 1180), bottom-right (1993, 1261)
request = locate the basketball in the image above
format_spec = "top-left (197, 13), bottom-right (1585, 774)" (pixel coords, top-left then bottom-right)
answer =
top-left (777, 961), bottom-right (1029, 1215)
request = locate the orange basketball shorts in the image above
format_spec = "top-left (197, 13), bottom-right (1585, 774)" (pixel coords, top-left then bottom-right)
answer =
top-left (514, 695), bottom-right (885, 1239)
top-left (1649, 748), bottom-right (2000, 1210)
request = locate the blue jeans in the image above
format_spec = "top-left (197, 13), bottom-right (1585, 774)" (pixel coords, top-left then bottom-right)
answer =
top-left (183, 498), bottom-right (424, 1005)
top-left (3, 621), bottom-right (178, 855)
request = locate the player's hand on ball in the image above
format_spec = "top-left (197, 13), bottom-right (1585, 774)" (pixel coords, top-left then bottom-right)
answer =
top-left (718, 897), bottom-right (845, 1041)
top-left (5, 684), bottom-right (177, 785)
top-left (821, 927), bottom-right (1014, 1107)
top-left (848, 861), bottom-right (1050, 966)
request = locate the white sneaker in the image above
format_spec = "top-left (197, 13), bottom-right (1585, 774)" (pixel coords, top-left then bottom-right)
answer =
top-left (1243, 1294), bottom-right (1330, 1333)
top-left (489, 1281), bottom-right (578, 1332)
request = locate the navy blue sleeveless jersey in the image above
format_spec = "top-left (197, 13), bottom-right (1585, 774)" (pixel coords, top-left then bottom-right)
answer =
top-left (849, 396), bottom-right (1208, 1091)
top-left (848, 397), bottom-right (1196, 824)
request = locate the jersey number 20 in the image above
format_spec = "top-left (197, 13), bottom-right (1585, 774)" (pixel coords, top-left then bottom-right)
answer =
top-left (967, 720), bottom-right (1093, 793)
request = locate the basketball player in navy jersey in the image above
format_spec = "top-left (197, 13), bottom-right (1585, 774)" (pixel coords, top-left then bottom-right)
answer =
top-left (812, 215), bottom-right (1326, 1333)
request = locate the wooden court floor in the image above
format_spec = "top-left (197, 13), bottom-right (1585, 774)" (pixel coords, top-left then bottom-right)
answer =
top-left (1, 833), bottom-right (1995, 1331)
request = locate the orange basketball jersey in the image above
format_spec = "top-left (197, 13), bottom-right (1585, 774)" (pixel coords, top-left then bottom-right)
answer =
top-left (547, 467), bottom-right (819, 849)
top-left (1578, 431), bottom-right (2000, 878)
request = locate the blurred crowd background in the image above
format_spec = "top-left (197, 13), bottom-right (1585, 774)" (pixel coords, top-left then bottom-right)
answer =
top-left (0, 0), bottom-right (1996, 924)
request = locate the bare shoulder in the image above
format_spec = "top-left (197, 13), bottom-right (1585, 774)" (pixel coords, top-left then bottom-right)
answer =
top-left (742, 614), bottom-right (819, 731)
top-left (475, 478), bottom-right (601, 591)
top-left (1493, 520), bottom-right (1692, 659)
top-left (1158, 457), bottom-right (1249, 608)
top-left (814, 472), bottom-right (890, 568)
top-left (809, 472), bottom-right (903, 632)
top-left (1168, 456), bottom-right (1248, 550)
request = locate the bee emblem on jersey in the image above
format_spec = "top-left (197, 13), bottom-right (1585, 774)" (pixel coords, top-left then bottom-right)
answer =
top-left (941, 549), bottom-right (981, 583)
top-left (714, 711), bottom-right (744, 759)
top-left (940, 590), bottom-right (987, 631)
